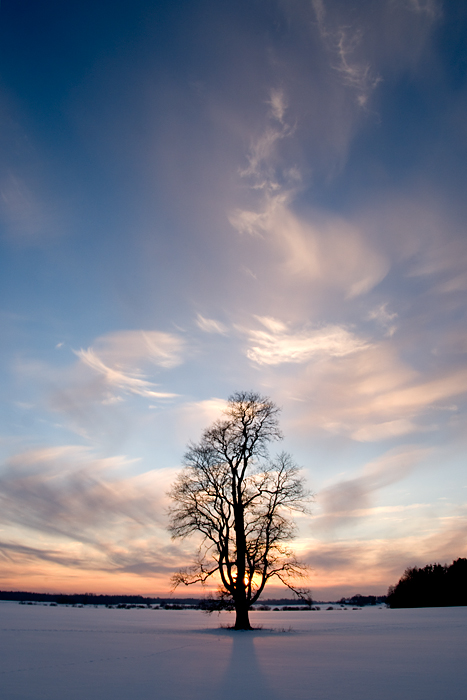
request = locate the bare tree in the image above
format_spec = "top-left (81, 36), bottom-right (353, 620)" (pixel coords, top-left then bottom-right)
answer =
top-left (168, 391), bottom-right (310, 630)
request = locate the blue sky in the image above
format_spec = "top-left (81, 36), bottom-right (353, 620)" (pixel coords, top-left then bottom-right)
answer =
top-left (1, 0), bottom-right (466, 598)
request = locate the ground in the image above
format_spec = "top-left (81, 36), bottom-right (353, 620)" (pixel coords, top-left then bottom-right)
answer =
top-left (1, 602), bottom-right (465, 699)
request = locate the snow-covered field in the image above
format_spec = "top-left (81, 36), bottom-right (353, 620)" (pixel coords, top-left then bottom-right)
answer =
top-left (1, 602), bottom-right (465, 700)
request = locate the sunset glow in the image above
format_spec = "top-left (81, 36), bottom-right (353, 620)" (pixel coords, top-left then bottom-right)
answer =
top-left (1, 0), bottom-right (467, 600)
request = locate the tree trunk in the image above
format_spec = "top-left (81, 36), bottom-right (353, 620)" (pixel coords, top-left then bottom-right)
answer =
top-left (234, 600), bottom-right (252, 630)
top-left (233, 488), bottom-right (251, 630)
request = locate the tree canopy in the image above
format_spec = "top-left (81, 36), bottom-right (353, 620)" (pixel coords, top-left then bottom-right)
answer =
top-left (387, 558), bottom-right (467, 608)
top-left (168, 391), bottom-right (310, 629)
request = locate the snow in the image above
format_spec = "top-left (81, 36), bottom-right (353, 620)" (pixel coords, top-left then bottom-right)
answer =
top-left (1, 602), bottom-right (466, 700)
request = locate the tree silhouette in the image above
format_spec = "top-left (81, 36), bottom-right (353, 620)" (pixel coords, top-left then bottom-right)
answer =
top-left (168, 391), bottom-right (310, 630)
top-left (387, 558), bottom-right (467, 608)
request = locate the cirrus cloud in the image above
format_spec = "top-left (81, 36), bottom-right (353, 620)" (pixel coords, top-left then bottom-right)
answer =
top-left (245, 317), bottom-right (371, 366)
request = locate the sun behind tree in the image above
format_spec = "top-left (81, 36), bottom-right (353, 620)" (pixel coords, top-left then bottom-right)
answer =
top-left (168, 390), bottom-right (311, 630)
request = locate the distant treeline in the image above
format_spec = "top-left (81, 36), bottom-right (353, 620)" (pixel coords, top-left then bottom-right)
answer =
top-left (387, 558), bottom-right (467, 608)
top-left (338, 595), bottom-right (387, 606)
top-left (0, 591), bottom-right (390, 608)
top-left (256, 598), bottom-right (317, 606)
top-left (0, 592), bottom-right (201, 606)
top-left (0, 591), bottom-right (306, 607)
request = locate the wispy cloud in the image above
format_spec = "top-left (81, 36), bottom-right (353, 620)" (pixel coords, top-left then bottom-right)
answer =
top-left (83, 330), bottom-right (185, 370)
top-left (308, 0), bottom-right (441, 113)
top-left (195, 314), bottom-right (228, 335)
top-left (0, 446), bottom-right (167, 536)
top-left (310, 2), bottom-right (381, 108)
top-left (315, 446), bottom-right (431, 531)
top-left (39, 330), bottom-right (185, 442)
top-left (334, 29), bottom-right (382, 107)
top-left (268, 88), bottom-right (288, 124)
top-left (245, 318), bottom-right (371, 365)
top-left (76, 348), bottom-right (176, 399)
top-left (229, 77), bottom-right (389, 300)
top-left (175, 398), bottom-right (229, 441)
top-left (0, 446), bottom-right (180, 577)
top-left (367, 303), bottom-right (398, 337)
top-left (311, 0), bottom-right (326, 31)
top-left (300, 514), bottom-right (467, 597)
top-left (404, 0), bottom-right (441, 18)
top-left (269, 335), bottom-right (467, 441)
top-left (73, 330), bottom-right (183, 400)
top-left (408, 233), bottom-right (467, 294)
top-left (230, 198), bottom-right (389, 297)
top-left (238, 87), bottom-right (296, 193)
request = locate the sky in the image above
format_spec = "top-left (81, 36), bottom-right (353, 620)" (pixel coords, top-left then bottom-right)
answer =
top-left (0, 0), bottom-right (466, 600)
